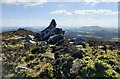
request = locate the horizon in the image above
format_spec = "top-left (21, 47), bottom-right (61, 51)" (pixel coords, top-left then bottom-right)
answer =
top-left (1, 25), bottom-right (118, 33)
top-left (1, 25), bottom-right (118, 29)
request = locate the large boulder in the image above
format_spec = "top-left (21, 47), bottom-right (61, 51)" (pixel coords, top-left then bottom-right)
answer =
top-left (41, 19), bottom-right (57, 39)
top-left (47, 34), bottom-right (64, 44)
top-left (35, 19), bottom-right (65, 44)
top-left (34, 33), bottom-right (43, 41)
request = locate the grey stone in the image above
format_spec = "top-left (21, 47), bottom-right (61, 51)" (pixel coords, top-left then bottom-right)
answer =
top-left (25, 35), bottom-right (35, 44)
top-left (47, 34), bottom-right (64, 44)
top-left (35, 19), bottom-right (65, 44)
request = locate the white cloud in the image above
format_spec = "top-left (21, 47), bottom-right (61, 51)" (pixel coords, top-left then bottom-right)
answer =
top-left (1, 0), bottom-right (47, 7)
top-left (84, 0), bottom-right (119, 3)
top-left (84, 0), bottom-right (119, 5)
top-left (51, 10), bottom-right (72, 15)
top-left (74, 10), bottom-right (118, 15)
top-left (48, 0), bottom-right (119, 5)
top-left (47, 0), bottom-right (119, 2)
top-left (51, 9), bottom-right (118, 15)
top-left (1, 0), bottom-right (119, 7)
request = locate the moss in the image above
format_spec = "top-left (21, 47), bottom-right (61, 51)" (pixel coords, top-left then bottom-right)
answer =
top-left (41, 51), bottom-right (54, 59)
top-left (7, 43), bottom-right (24, 48)
top-left (105, 69), bottom-right (117, 77)
top-left (2, 32), bottom-right (120, 78)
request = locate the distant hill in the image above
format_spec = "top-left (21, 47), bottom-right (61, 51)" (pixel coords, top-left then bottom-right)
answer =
top-left (2, 26), bottom-right (44, 32)
top-left (81, 26), bottom-right (103, 31)
top-left (1, 26), bottom-right (118, 41)
top-left (65, 26), bottom-right (118, 41)
top-left (1, 28), bottom-right (37, 40)
top-left (23, 27), bottom-right (42, 32)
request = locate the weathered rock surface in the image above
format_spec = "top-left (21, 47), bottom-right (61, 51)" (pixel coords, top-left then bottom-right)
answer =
top-left (35, 19), bottom-right (65, 44)
top-left (25, 35), bottom-right (35, 44)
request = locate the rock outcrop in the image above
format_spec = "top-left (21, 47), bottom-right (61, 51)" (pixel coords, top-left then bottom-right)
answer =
top-left (25, 35), bottom-right (35, 44)
top-left (35, 19), bottom-right (65, 44)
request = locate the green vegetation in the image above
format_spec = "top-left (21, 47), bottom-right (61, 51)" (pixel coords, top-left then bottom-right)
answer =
top-left (1, 30), bottom-right (120, 79)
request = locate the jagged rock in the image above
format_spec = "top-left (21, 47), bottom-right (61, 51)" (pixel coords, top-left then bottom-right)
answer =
top-left (34, 33), bottom-right (43, 41)
top-left (47, 34), bottom-right (64, 44)
top-left (15, 66), bottom-right (29, 72)
top-left (41, 19), bottom-right (57, 39)
top-left (25, 35), bottom-right (35, 44)
top-left (54, 28), bottom-right (65, 35)
top-left (35, 19), bottom-right (65, 44)
top-left (56, 39), bottom-right (65, 45)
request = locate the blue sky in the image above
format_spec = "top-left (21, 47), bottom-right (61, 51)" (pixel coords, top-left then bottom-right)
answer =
top-left (1, 1), bottom-right (118, 28)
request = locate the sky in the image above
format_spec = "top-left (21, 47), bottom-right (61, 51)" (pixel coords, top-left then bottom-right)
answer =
top-left (0, 0), bottom-right (119, 28)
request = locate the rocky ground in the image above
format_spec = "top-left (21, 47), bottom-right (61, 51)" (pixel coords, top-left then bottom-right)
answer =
top-left (1, 19), bottom-right (120, 79)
